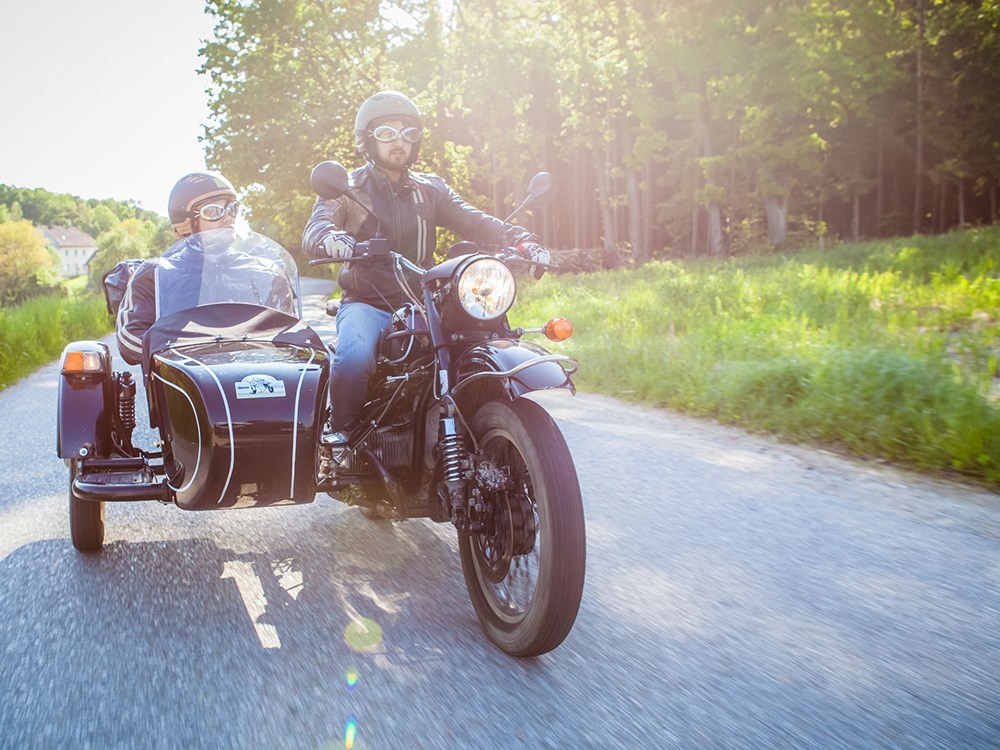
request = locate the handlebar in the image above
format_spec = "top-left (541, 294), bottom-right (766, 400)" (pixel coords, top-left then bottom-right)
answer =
top-left (308, 247), bottom-right (557, 273)
top-left (494, 252), bottom-right (559, 273)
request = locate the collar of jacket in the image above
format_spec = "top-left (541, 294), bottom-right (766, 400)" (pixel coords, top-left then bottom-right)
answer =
top-left (356, 162), bottom-right (415, 195)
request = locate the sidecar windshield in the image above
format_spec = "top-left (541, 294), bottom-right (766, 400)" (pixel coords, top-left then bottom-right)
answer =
top-left (152, 228), bottom-right (300, 319)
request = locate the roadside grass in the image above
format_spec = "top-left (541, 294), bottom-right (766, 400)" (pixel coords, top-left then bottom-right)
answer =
top-left (4, 230), bottom-right (999, 488)
top-left (0, 282), bottom-right (111, 389)
top-left (513, 226), bottom-right (1000, 488)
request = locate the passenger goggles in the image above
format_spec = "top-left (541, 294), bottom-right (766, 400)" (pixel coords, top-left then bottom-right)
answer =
top-left (370, 125), bottom-right (423, 144)
top-left (195, 200), bottom-right (240, 221)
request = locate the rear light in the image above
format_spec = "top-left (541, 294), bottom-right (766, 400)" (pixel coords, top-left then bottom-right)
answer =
top-left (544, 317), bottom-right (574, 342)
top-left (62, 349), bottom-right (105, 374)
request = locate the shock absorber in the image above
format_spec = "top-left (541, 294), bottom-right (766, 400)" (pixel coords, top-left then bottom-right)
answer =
top-left (117, 372), bottom-right (136, 430)
top-left (439, 413), bottom-right (471, 525)
top-left (115, 371), bottom-right (136, 449)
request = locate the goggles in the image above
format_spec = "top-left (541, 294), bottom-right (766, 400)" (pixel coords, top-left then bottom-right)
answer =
top-left (195, 200), bottom-right (240, 221)
top-left (370, 125), bottom-right (423, 144)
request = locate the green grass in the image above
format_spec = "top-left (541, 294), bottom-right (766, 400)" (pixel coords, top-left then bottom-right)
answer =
top-left (514, 227), bottom-right (1000, 489)
top-left (5, 229), bottom-right (1000, 489)
top-left (0, 292), bottom-right (112, 389)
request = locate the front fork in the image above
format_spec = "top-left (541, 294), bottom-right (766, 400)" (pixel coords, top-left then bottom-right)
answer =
top-left (438, 401), bottom-right (494, 533)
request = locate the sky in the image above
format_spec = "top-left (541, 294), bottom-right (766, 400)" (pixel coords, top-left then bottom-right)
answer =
top-left (0, 0), bottom-right (216, 217)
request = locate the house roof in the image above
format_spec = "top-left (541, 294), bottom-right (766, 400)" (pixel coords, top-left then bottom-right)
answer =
top-left (38, 225), bottom-right (98, 249)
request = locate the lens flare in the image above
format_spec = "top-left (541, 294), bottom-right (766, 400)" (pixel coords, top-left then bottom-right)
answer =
top-left (343, 617), bottom-right (383, 652)
top-left (344, 715), bottom-right (358, 749)
top-left (344, 669), bottom-right (359, 690)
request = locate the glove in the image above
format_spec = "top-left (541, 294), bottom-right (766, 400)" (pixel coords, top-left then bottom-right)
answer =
top-left (513, 241), bottom-right (551, 279)
top-left (514, 241), bottom-right (550, 265)
top-left (324, 231), bottom-right (356, 260)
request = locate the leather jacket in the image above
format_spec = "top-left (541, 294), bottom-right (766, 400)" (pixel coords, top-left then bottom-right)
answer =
top-left (301, 163), bottom-right (534, 310)
top-left (116, 232), bottom-right (294, 365)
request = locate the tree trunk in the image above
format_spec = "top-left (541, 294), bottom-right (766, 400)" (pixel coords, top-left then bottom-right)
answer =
top-left (572, 148), bottom-right (582, 250)
top-left (707, 205), bottom-right (723, 258)
top-left (765, 195), bottom-right (788, 246)
top-left (595, 149), bottom-right (618, 268)
top-left (491, 145), bottom-right (504, 221)
top-left (698, 93), bottom-right (723, 257)
top-left (818, 185), bottom-right (826, 250)
top-left (876, 127), bottom-right (885, 236)
top-left (958, 178), bottom-right (965, 227)
top-left (627, 167), bottom-right (646, 264)
top-left (937, 181), bottom-right (946, 233)
top-left (852, 182), bottom-right (861, 242)
top-left (622, 123), bottom-right (646, 264)
top-left (914, 0), bottom-right (925, 234)
top-left (643, 160), bottom-right (653, 257)
top-left (690, 206), bottom-right (700, 258)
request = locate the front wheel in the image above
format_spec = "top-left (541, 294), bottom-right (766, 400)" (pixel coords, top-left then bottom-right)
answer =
top-left (69, 459), bottom-right (105, 552)
top-left (460, 398), bottom-right (586, 656)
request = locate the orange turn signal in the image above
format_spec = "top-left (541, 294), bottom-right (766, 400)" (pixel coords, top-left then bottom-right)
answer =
top-left (544, 316), bottom-right (574, 342)
top-left (62, 350), bottom-right (104, 374)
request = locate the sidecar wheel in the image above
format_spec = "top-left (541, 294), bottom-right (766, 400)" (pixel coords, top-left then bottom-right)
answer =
top-left (460, 398), bottom-right (586, 657)
top-left (69, 459), bottom-right (105, 552)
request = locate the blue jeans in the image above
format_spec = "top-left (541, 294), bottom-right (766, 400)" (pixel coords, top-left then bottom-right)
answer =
top-left (330, 301), bottom-right (392, 431)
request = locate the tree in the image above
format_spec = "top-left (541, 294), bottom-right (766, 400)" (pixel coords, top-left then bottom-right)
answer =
top-left (194, 0), bottom-right (1000, 262)
top-left (87, 219), bottom-right (157, 292)
top-left (200, 0), bottom-right (436, 249)
top-left (79, 204), bottom-right (121, 239)
top-left (0, 221), bottom-right (57, 305)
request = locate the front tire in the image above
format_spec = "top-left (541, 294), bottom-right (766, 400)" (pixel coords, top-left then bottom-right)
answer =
top-left (69, 459), bottom-right (105, 552)
top-left (460, 398), bottom-right (586, 656)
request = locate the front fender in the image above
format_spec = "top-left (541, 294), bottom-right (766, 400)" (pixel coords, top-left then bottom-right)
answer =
top-left (455, 339), bottom-right (577, 402)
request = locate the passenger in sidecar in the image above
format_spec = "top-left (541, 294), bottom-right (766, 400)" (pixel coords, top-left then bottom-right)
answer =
top-left (57, 173), bottom-right (330, 553)
top-left (117, 172), bottom-right (296, 365)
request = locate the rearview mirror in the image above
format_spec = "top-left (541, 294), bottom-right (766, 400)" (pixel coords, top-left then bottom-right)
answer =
top-left (526, 172), bottom-right (553, 205)
top-left (310, 161), bottom-right (350, 200)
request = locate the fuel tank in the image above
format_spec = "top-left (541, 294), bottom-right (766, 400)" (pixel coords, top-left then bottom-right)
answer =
top-left (151, 339), bottom-right (329, 510)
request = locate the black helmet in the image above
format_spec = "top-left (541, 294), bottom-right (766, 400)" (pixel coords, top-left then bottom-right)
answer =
top-left (168, 172), bottom-right (237, 236)
top-left (353, 90), bottom-right (422, 166)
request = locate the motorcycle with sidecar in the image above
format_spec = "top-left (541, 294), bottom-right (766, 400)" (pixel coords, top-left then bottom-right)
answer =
top-left (56, 167), bottom-right (585, 656)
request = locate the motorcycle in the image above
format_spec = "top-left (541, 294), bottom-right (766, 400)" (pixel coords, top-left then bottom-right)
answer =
top-left (56, 166), bottom-right (585, 656)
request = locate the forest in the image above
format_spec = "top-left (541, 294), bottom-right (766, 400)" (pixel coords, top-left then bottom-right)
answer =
top-left (198, 0), bottom-right (999, 264)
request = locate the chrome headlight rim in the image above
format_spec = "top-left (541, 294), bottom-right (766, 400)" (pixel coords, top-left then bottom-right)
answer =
top-left (454, 257), bottom-right (517, 321)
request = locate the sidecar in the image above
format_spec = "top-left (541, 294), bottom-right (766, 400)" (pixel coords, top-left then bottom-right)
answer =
top-left (57, 230), bottom-right (330, 551)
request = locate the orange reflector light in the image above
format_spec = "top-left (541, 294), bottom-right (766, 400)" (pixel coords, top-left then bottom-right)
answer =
top-left (544, 316), bottom-right (574, 341)
top-left (63, 350), bottom-right (104, 374)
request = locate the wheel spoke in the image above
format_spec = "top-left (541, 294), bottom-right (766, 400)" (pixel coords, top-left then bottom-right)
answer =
top-left (473, 435), bottom-right (541, 619)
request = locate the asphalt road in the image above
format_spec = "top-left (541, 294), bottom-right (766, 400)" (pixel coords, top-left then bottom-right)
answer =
top-left (1, 280), bottom-right (998, 749)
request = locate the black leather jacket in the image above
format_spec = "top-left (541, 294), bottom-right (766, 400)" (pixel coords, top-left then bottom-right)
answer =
top-left (302, 163), bottom-right (534, 310)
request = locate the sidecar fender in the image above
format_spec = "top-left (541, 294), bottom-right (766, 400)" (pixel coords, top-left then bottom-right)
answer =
top-left (455, 339), bottom-right (577, 403)
top-left (57, 340), bottom-right (113, 459)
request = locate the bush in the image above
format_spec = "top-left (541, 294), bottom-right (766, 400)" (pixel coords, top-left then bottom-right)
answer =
top-left (0, 294), bottom-right (111, 388)
top-left (0, 220), bottom-right (57, 306)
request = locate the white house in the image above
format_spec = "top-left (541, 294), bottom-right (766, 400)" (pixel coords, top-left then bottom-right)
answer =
top-left (38, 225), bottom-right (98, 277)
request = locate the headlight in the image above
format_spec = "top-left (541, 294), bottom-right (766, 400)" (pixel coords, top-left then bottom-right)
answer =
top-left (455, 258), bottom-right (516, 321)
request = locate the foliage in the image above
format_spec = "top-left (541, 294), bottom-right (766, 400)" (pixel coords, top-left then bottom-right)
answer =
top-left (86, 218), bottom-right (160, 291)
top-left (512, 226), bottom-right (1000, 487)
top-left (0, 184), bottom-right (166, 230)
top-left (198, 0), bottom-right (1000, 261)
top-left (199, 0), bottom-right (438, 249)
top-left (0, 293), bottom-right (111, 389)
top-left (0, 220), bottom-right (60, 306)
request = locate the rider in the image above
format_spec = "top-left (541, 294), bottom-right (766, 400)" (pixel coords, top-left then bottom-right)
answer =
top-left (116, 172), bottom-right (292, 365)
top-left (301, 90), bottom-right (550, 441)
